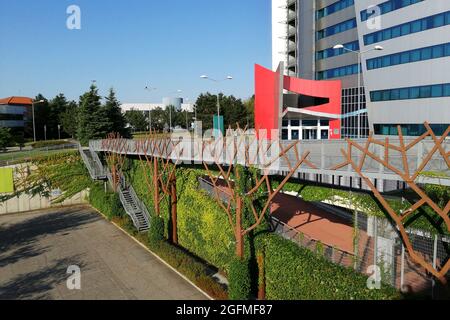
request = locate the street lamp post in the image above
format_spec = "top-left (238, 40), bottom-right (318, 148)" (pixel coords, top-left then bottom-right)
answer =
top-left (200, 75), bottom-right (233, 132)
top-left (58, 124), bottom-right (61, 140)
top-left (333, 44), bottom-right (383, 139)
top-left (44, 125), bottom-right (47, 141)
top-left (31, 99), bottom-right (45, 142)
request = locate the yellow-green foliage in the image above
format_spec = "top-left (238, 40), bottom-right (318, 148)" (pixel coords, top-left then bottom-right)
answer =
top-left (176, 169), bottom-right (234, 272)
top-left (128, 160), bottom-right (234, 272)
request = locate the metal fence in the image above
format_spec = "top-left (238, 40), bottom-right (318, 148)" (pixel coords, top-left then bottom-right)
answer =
top-left (271, 209), bottom-right (450, 298)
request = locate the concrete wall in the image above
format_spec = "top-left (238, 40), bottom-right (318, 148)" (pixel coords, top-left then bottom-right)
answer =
top-left (0, 190), bottom-right (89, 215)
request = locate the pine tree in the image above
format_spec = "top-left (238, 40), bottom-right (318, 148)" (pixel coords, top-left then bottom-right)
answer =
top-left (49, 94), bottom-right (68, 139)
top-left (104, 88), bottom-right (129, 137)
top-left (60, 101), bottom-right (78, 138)
top-left (77, 84), bottom-right (111, 145)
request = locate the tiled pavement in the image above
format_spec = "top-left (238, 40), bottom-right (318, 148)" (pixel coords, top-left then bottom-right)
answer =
top-left (0, 206), bottom-right (207, 300)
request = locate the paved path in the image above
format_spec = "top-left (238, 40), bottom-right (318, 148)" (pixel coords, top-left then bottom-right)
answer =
top-left (271, 193), bottom-right (355, 253)
top-left (0, 206), bottom-right (207, 300)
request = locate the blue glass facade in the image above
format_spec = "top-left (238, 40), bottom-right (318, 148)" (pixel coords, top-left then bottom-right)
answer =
top-left (370, 83), bottom-right (450, 102)
top-left (366, 43), bottom-right (450, 70)
top-left (317, 18), bottom-right (357, 40)
top-left (317, 0), bottom-right (354, 20)
top-left (316, 41), bottom-right (360, 60)
top-left (360, 0), bottom-right (424, 21)
top-left (317, 64), bottom-right (360, 80)
top-left (374, 123), bottom-right (449, 136)
top-left (364, 11), bottom-right (450, 45)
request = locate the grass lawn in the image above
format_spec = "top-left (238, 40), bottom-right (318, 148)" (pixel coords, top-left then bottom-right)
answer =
top-left (0, 148), bottom-right (76, 164)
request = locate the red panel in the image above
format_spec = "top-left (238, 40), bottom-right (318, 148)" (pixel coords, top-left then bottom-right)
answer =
top-left (283, 75), bottom-right (342, 140)
top-left (254, 64), bottom-right (342, 140)
top-left (255, 64), bottom-right (280, 139)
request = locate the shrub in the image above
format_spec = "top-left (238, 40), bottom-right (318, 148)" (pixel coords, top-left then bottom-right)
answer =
top-left (89, 183), bottom-right (125, 219)
top-left (31, 140), bottom-right (70, 149)
top-left (149, 215), bottom-right (165, 244)
top-left (228, 257), bottom-right (252, 300)
top-left (264, 234), bottom-right (401, 300)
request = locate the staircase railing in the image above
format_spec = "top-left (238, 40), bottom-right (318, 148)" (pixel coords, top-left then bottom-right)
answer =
top-left (79, 144), bottom-right (99, 180)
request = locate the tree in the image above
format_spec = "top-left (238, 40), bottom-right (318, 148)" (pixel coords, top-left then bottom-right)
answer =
top-left (60, 101), bottom-right (78, 138)
top-left (48, 94), bottom-right (68, 139)
top-left (77, 84), bottom-right (111, 145)
top-left (104, 88), bottom-right (129, 138)
top-left (150, 107), bottom-right (166, 132)
top-left (195, 92), bottom-right (251, 130)
top-left (202, 135), bottom-right (317, 259)
top-left (125, 110), bottom-right (148, 132)
top-left (33, 94), bottom-right (49, 141)
top-left (0, 127), bottom-right (12, 151)
top-left (243, 95), bottom-right (255, 129)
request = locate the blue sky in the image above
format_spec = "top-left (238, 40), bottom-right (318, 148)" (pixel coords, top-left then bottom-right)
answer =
top-left (0, 0), bottom-right (271, 103)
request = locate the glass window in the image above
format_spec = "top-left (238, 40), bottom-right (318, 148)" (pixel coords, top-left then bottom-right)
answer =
top-left (444, 84), bottom-right (450, 96)
top-left (382, 56), bottom-right (391, 67)
top-left (400, 52), bottom-right (409, 64)
top-left (409, 50), bottom-right (420, 62)
top-left (445, 43), bottom-right (450, 56)
top-left (419, 86), bottom-right (431, 98)
top-left (282, 120), bottom-right (289, 127)
top-left (433, 14), bottom-right (445, 27)
top-left (421, 47), bottom-right (432, 59)
top-left (383, 28), bottom-right (392, 40)
top-left (431, 85), bottom-right (443, 97)
top-left (391, 54), bottom-right (400, 65)
top-left (410, 87), bottom-right (420, 99)
top-left (432, 45), bottom-right (444, 58)
top-left (399, 88), bottom-right (409, 99)
top-left (382, 90), bottom-right (391, 101)
top-left (411, 20), bottom-right (421, 33)
top-left (291, 120), bottom-right (300, 126)
top-left (371, 91), bottom-right (381, 101)
top-left (367, 59), bottom-right (375, 70)
top-left (392, 26), bottom-right (402, 38)
top-left (391, 89), bottom-right (400, 100)
top-left (446, 11), bottom-right (450, 25)
top-left (320, 120), bottom-right (330, 126)
top-left (282, 129), bottom-right (288, 140)
top-left (291, 130), bottom-right (299, 140)
top-left (401, 23), bottom-right (410, 35)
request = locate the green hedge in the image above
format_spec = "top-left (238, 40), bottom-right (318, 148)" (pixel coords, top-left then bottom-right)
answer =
top-left (128, 160), bottom-right (234, 273)
top-left (228, 257), bottom-right (252, 300)
top-left (89, 183), bottom-right (125, 220)
top-left (31, 140), bottom-right (70, 149)
top-left (264, 234), bottom-right (401, 300)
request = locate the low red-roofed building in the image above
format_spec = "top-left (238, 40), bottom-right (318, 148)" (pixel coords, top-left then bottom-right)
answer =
top-left (0, 96), bottom-right (32, 128)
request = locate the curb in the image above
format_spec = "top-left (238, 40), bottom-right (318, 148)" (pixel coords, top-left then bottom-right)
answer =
top-left (90, 207), bottom-right (214, 301)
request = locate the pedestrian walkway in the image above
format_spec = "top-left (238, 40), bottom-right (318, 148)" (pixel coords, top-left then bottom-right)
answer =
top-left (0, 206), bottom-right (207, 300)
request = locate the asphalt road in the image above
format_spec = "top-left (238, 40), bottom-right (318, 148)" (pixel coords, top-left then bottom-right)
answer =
top-left (0, 206), bottom-right (207, 300)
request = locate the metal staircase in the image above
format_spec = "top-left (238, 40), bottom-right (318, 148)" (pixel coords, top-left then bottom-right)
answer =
top-left (79, 143), bottom-right (150, 232)
top-left (79, 144), bottom-right (106, 180)
top-left (107, 170), bottom-right (150, 232)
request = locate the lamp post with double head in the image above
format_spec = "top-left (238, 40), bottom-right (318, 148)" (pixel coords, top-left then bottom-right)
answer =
top-left (200, 75), bottom-right (233, 131)
top-left (332, 44), bottom-right (384, 139)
